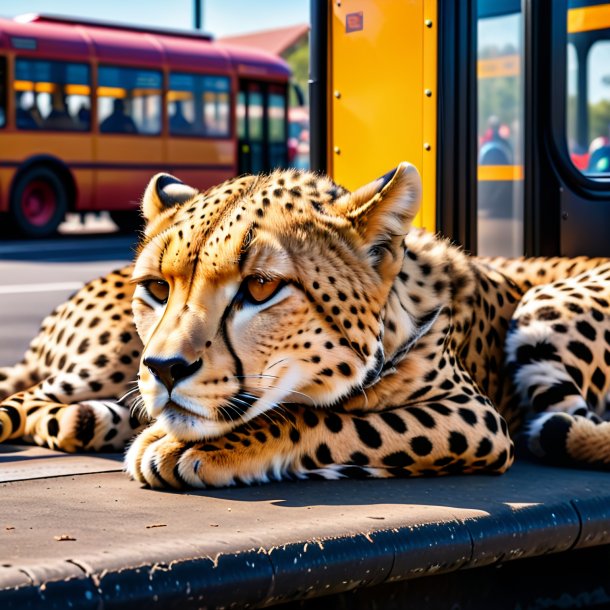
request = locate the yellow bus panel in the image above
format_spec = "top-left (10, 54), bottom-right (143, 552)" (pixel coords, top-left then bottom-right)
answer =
top-left (568, 3), bottom-right (610, 34)
top-left (329, 0), bottom-right (437, 230)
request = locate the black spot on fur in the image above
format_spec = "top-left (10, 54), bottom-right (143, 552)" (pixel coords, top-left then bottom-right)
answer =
top-left (532, 381), bottom-right (580, 412)
top-left (350, 451), bottom-right (369, 465)
top-left (592, 367), bottom-right (606, 391)
top-left (324, 413), bottom-right (343, 433)
top-left (75, 404), bottom-right (96, 446)
top-left (382, 451), bottom-right (415, 467)
top-left (536, 414), bottom-right (572, 463)
top-left (458, 408), bottom-right (477, 426)
top-left (515, 341), bottom-right (561, 365)
top-left (316, 443), bottom-right (333, 465)
top-left (449, 431), bottom-right (468, 455)
top-left (475, 437), bottom-right (492, 457)
top-left (47, 418), bottom-right (59, 437)
top-left (576, 320), bottom-right (597, 341)
top-left (410, 435), bottom-right (432, 456)
top-left (407, 407), bottom-right (436, 428)
top-left (353, 418), bottom-right (382, 448)
top-left (380, 411), bottom-right (407, 433)
top-left (484, 411), bottom-right (499, 434)
top-left (303, 409), bottom-right (319, 428)
top-left (567, 340), bottom-right (593, 364)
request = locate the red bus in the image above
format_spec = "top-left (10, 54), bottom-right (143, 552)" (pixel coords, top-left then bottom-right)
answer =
top-left (0, 14), bottom-right (291, 236)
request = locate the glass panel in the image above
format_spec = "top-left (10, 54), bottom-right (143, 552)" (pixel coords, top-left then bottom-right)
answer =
top-left (477, 7), bottom-right (524, 257)
top-left (237, 91), bottom-right (246, 139)
top-left (0, 57), bottom-right (6, 128)
top-left (98, 66), bottom-right (161, 135)
top-left (168, 73), bottom-right (198, 136)
top-left (268, 92), bottom-right (286, 143)
top-left (203, 76), bottom-right (230, 136)
top-left (586, 41), bottom-right (610, 173)
top-left (567, 1), bottom-right (610, 176)
top-left (15, 58), bottom-right (90, 131)
top-left (248, 88), bottom-right (264, 173)
top-left (168, 73), bottom-right (230, 137)
top-left (248, 90), bottom-right (264, 142)
top-left (269, 90), bottom-right (287, 168)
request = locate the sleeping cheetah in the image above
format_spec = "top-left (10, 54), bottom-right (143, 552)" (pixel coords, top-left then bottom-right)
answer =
top-left (1, 163), bottom-right (609, 488)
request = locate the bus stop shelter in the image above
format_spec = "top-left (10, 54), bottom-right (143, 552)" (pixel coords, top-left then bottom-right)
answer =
top-left (2, 443), bottom-right (610, 609)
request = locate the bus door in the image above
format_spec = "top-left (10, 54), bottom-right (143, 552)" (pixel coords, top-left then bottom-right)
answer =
top-left (475, 0), bottom-right (610, 257)
top-left (554, 0), bottom-right (610, 256)
top-left (237, 81), bottom-right (288, 174)
top-left (476, 0), bottom-right (524, 257)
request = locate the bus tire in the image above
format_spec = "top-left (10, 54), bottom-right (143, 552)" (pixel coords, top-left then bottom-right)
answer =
top-left (10, 167), bottom-right (68, 238)
top-left (109, 210), bottom-right (143, 233)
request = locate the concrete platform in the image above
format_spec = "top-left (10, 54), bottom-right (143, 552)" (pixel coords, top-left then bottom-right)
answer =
top-left (2, 443), bottom-right (610, 609)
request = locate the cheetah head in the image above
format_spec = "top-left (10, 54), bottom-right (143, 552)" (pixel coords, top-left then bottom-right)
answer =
top-left (132, 163), bottom-right (421, 440)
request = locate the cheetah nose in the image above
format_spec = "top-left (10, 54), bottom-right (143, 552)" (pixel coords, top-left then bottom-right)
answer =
top-left (143, 356), bottom-right (203, 392)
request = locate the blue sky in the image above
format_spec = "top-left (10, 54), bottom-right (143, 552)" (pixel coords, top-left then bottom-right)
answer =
top-left (0, 0), bottom-right (309, 37)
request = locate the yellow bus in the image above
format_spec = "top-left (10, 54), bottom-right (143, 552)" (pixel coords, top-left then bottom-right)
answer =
top-left (310, 0), bottom-right (610, 258)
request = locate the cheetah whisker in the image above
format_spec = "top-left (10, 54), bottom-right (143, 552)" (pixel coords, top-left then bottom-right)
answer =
top-left (264, 358), bottom-right (289, 372)
top-left (242, 382), bottom-right (313, 404)
top-left (118, 387), bottom-right (141, 403)
top-left (234, 374), bottom-right (280, 381)
top-left (236, 393), bottom-right (293, 427)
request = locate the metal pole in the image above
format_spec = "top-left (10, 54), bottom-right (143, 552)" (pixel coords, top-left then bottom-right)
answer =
top-left (309, 0), bottom-right (328, 173)
top-left (194, 0), bottom-right (202, 30)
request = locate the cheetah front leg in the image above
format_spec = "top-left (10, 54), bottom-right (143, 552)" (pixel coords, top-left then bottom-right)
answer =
top-left (0, 373), bottom-right (145, 452)
top-left (126, 400), bottom-right (514, 489)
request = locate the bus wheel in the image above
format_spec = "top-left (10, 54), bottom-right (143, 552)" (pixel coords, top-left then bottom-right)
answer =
top-left (109, 211), bottom-right (143, 233)
top-left (10, 168), bottom-right (68, 238)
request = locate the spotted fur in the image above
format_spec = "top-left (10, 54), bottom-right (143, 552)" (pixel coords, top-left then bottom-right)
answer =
top-left (1, 164), bottom-right (609, 487)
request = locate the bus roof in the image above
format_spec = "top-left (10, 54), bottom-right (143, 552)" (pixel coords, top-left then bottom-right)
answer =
top-left (0, 14), bottom-right (291, 79)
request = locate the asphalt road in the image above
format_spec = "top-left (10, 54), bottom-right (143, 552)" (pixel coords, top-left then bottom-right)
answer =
top-left (0, 223), bottom-right (137, 366)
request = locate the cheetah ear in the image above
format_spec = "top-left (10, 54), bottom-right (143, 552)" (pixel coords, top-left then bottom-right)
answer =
top-left (141, 173), bottom-right (199, 223)
top-left (335, 162), bottom-right (422, 274)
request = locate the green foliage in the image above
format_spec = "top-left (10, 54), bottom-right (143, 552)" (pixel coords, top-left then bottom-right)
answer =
top-left (284, 39), bottom-right (309, 106)
top-left (589, 99), bottom-right (610, 141)
top-left (567, 96), bottom-right (610, 148)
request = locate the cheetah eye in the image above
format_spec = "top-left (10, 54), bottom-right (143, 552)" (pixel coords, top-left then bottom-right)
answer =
top-left (242, 275), bottom-right (284, 304)
top-left (141, 280), bottom-right (170, 304)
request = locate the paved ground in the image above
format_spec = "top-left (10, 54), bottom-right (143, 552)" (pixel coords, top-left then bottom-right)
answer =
top-left (0, 219), bottom-right (136, 366)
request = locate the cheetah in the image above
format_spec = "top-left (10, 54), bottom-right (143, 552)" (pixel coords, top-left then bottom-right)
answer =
top-left (1, 163), bottom-right (609, 488)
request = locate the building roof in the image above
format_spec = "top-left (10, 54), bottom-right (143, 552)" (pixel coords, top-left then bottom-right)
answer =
top-left (219, 23), bottom-right (309, 56)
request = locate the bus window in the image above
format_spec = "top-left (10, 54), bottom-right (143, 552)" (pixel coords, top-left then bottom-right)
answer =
top-left (168, 73), bottom-right (230, 137)
top-left (587, 41), bottom-right (610, 173)
top-left (14, 58), bottom-right (91, 131)
top-left (203, 76), bottom-right (230, 136)
top-left (268, 88), bottom-right (287, 169)
top-left (248, 86), bottom-right (265, 174)
top-left (566, 43), bottom-right (585, 169)
top-left (567, 1), bottom-right (610, 177)
top-left (237, 91), bottom-right (246, 139)
top-left (98, 66), bottom-right (162, 135)
top-left (0, 57), bottom-right (6, 127)
top-left (477, 2), bottom-right (524, 257)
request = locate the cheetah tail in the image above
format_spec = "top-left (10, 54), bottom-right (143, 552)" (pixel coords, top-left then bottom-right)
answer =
top-left (526, 410), bottom-right (610, 468)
